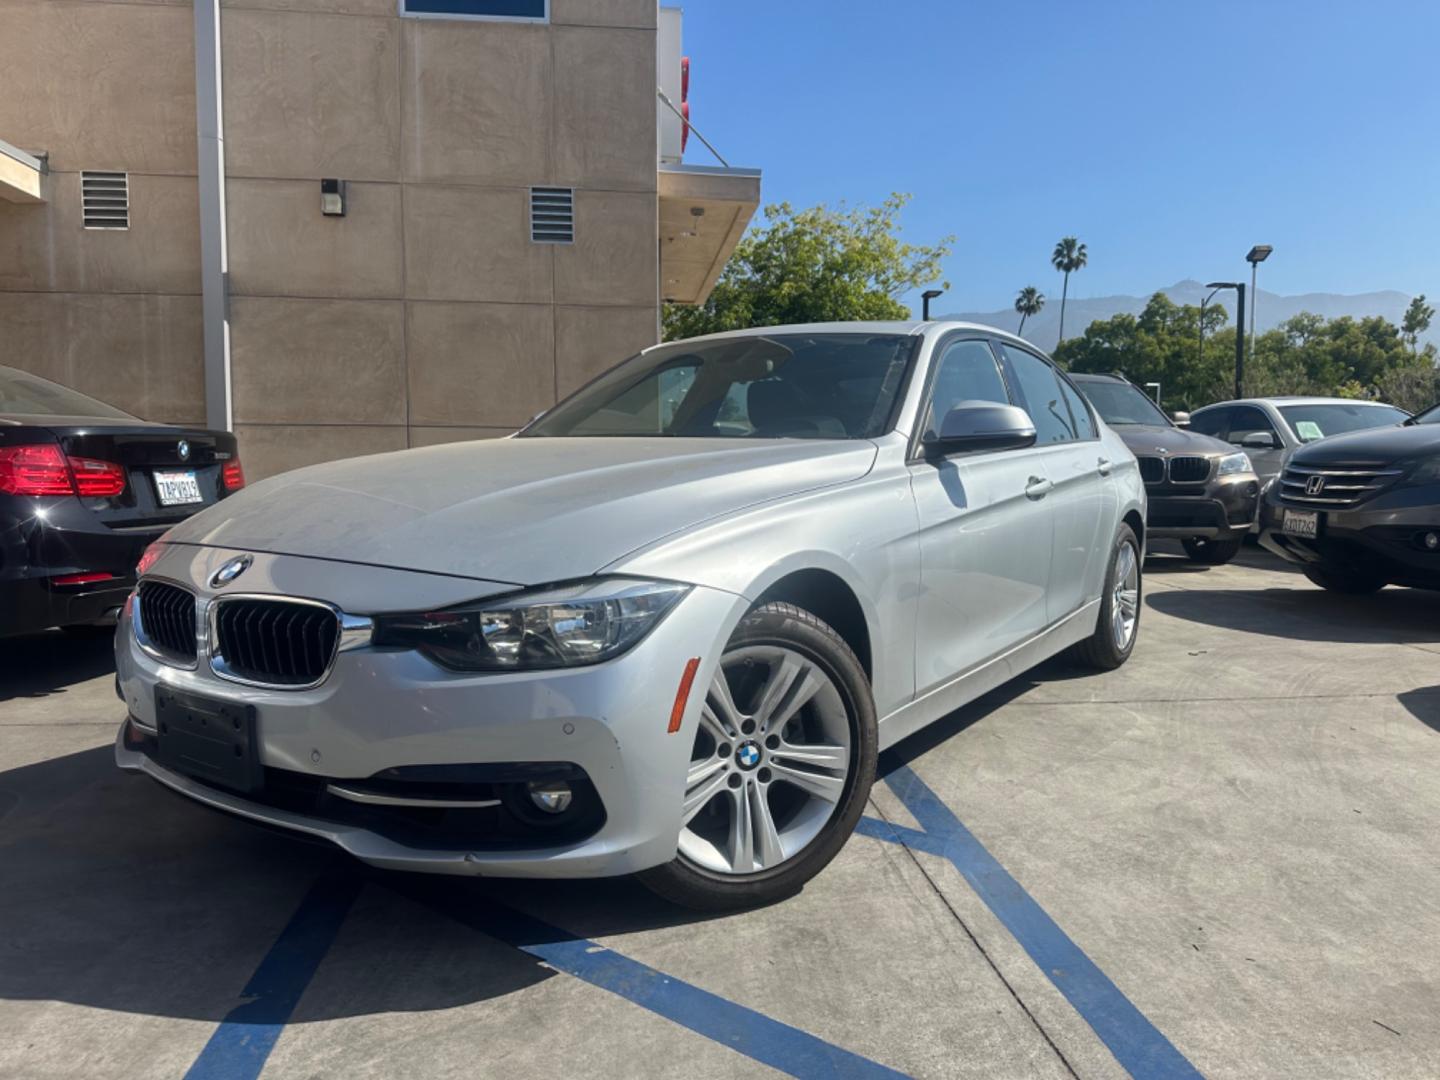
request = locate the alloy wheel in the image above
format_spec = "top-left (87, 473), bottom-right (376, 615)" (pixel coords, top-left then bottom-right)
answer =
top-left (678, 645), bottom-right (851, 876)
top-left (1111, 540), bottom-right (1140, 650)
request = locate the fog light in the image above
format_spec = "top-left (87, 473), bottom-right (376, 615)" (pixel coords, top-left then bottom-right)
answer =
top-left (527, 781), bottom-right (573, 814)
top-left (1425, 532), bottom-right (1440, 551)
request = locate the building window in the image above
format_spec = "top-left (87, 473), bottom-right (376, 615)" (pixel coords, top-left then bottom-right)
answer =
top-left (399, 0), bottom-right (547, 20)
top-left (81, 171), bottom-right (129, 230)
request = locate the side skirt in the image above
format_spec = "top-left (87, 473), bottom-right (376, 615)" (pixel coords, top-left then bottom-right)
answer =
top-left (877, 598), bottom-right (1101, 751)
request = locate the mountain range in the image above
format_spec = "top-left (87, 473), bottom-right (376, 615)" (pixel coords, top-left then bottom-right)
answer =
top-left (941, 280), bottom-right (1428, 353)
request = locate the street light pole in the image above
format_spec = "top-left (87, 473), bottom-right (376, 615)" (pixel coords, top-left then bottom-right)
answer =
top-left (1245, 245), bottom-right (1272, 368)
top-left (1204, 281), bottom-right (1244, 398)
top-left (921, 288), bottom-right (945, 321)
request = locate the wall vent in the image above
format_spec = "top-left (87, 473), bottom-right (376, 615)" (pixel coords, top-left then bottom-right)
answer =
top-left (81, 171), bottom-right (130, 229)
top-left (530, 187), bottom-right (574, 244)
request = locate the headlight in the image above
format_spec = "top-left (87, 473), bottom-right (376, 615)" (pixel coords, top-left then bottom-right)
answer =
top-left (1217, 451), bottom-right (1253, 476)
top-left (371, 577), bottom-right (690, 672)
top-left (1398, 457), bottom-right (1440, 486)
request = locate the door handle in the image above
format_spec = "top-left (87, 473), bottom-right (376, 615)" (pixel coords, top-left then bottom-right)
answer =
top-left (1097, 457), bottom-right (1112, 476)
top-left (1025, 476), bottom-right (1053, 499)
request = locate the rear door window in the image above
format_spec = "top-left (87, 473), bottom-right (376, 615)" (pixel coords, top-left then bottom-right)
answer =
top-left (1188, 407), bottom-right (1230, 439)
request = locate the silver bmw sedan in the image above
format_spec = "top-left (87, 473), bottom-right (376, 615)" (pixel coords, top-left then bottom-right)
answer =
top-left (114, 321), bottom-right (1146, 909)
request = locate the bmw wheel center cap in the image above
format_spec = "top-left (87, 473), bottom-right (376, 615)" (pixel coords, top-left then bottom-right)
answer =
top-left (736, 741), bottom-right (762, 770)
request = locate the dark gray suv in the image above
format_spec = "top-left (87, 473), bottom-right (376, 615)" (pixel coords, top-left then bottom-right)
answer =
top-left (1260, 403), bottom-right (1440, 592)
top-left (1072, 374), bottom-right (1260, 564)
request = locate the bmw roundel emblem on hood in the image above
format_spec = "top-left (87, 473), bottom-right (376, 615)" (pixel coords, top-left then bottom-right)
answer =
top-left (177, 439), bottom-right (191, 462)
top-left (210, 554), bottom-right (253, 588)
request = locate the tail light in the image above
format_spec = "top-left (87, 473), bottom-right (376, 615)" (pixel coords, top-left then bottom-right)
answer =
top-left (0, 444), bottom-right (127, 498)
top-left (68, 455), bottom-right (127, 497)
top-left (136, 541), bottom-right (166, 575)
top-left (222, 459), bottom-right (246, 491)
top-left (0, 445), bottom-right (75, 496)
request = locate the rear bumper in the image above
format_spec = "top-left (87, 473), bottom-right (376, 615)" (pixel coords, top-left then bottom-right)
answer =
top-left (0, 496), bottom-right (160, 636)
top-left (1146, 475), bottom-right (1259, 540)
top-left (1259, 487), bottom-right (1440, 589)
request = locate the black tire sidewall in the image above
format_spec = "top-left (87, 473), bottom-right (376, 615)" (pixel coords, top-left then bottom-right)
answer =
top-left (1089, 525), bottom-right (1141, 667)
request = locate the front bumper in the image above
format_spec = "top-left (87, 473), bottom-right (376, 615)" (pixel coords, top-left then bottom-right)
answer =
top-left (1145, 474), bottom-right (1259, 540)
top-left (114, 547), bottom-right (748, 878)
top-left (1258, 484), bottom-right (1440, 589)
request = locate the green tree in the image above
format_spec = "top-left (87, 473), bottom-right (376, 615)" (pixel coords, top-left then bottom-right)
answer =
top-left (1014, 286), bottom-right (1045, 335)
top-left (1050, 236), bottom-right (1088, 343)
top-left (662, 194), bottom-right (953, 341)
top-left (1402, 294), bottom-right (1435, 353)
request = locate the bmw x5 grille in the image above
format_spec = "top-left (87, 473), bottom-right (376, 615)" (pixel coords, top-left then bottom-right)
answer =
top-left (213, 597), bottom-right (340, 687)
top-left (1279, 464), bottom-right (1403, 508)
top-left (137, 580), bottom-right (196, 661)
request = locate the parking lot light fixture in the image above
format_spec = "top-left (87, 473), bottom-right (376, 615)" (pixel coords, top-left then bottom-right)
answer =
top-left (1201, 282), bottom-right (1244, 395)
top-left (1244, 245), bottom-right (1272, 367)
top-left (921, 288), bottom-right (945, 320)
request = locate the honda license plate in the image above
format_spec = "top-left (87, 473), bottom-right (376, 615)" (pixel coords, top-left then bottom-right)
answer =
top-left (1281, 508), bottom-right (1320, 539)
top-left (154, 469), bottom-right (202, 506)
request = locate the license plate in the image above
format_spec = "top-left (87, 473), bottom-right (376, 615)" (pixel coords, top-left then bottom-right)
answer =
top-left (154, 469), bottom-right (203, 506)
top-left (154, 687), bottom-right (262, 793)
top-left (1282, 508), bottom-right (1320, 538)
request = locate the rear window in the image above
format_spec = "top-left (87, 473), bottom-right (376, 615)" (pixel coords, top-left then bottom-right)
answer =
top-left (0, 367), bottom-right (135, 420)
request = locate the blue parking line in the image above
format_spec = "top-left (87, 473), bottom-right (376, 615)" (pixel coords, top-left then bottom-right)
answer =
top-left (186, 871), bottom-right (908, 1080)
top-left (867, 764), bottom-right (1205, 1080)
top-left (185, 875), bottom-right (362, 1080)
top-left (414, 888), bottom-right (911, 1080)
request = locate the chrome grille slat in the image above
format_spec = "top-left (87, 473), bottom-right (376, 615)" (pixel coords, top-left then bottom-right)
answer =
top-left (1279, 464), bottom-right (1401, 508)
top-left (138, 581), bottom-right (196, 661)
top-left (212, 597), bottom-right (340, 688)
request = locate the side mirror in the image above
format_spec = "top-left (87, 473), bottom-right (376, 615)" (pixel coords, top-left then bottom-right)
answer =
top-left (925, 402), bottom-right (1037, 455)
top-left (1238, 431), bottom-right (1279, 450)
top-left (1171, 411), bottom-right (1191, 427)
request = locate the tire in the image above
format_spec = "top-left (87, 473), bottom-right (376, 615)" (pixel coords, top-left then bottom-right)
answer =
top-left (1182, 536), bottom-right (1242, 565)
top-left (637, 601), bottom-right (877, 911)
top-left (1303, 565), bottom-right (1385, 595)
top-left (1070, 523), bottom-right (1141, 671)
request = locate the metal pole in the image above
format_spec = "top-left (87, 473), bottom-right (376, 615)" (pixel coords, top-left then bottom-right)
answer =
top-left (1199, 298), bottom-right (1207, 371)
top-left (1249, 261), bottom-right (1258, 365)
top-left (923, 294), bottom-right (931, 321)
top-left (195, 0), bottom-right (232, 431)
top-left (1234, 282), bottom-right (1247, 399)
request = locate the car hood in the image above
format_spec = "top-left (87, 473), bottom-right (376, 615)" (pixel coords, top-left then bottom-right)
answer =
top-left (1290, 422), bottom-right (1439, 467)
top-left (164, 437), bottom-right (878, 584)
top-left (1109, 424), bottom-right (1234, 456)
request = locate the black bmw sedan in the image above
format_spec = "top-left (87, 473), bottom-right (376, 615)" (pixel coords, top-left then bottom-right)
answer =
top-left (0, 366), bottom-right (242, 638)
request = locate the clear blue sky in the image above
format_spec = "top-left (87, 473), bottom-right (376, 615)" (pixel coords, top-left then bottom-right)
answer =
top-left (677, 0), bottom-right (1440, 317)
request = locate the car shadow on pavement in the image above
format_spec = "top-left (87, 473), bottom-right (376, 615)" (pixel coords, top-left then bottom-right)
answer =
top-left (0, 743), bottom-right (720, 1027)
top-left (1398, 687), bottom-right (1440, 734)
top-left (0, 630), bottom-right (116, 703)
top-left (1146, 584), bottom-right (1440, 645)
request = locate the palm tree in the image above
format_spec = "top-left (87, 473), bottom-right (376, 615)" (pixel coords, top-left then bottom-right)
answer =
top-left (1050, 237), bottom-right (1088, 343)
top-left (1014, 286), bottom-right (1045, 335)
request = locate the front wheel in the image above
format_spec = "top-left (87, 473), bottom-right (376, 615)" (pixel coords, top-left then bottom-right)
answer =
top-left (638, 602), bottom-right (877, 911)
top-left (1070, 523), bottom-right (1141, 671)
top-left (1182, 536), bottom-right (1242, 565)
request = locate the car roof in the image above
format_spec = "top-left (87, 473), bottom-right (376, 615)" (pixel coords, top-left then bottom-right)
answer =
top-left (645, 320), bottom-right (1038, 351)
top-left (1192, 396), bottom-right (1401, 412)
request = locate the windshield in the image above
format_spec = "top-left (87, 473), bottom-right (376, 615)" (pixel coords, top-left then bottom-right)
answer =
top-left (523, 333), bottom-right (916, 439)
top-left (0, 366), bottom-right (136, 420)
top-left (1072, 378), bottom-right (1169, 426)
top-left (1277, 402), bottom-right (1408, 442)
top-left (1408, 403), bottom-right (1440, 425)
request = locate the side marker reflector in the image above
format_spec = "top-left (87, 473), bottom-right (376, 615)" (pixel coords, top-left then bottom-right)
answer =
top-left (668, 657), bottom-right (702, 733)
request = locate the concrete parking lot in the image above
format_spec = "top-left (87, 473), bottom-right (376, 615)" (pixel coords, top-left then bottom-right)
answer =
top-left (3, 544), bottom-right (1438, 1080)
